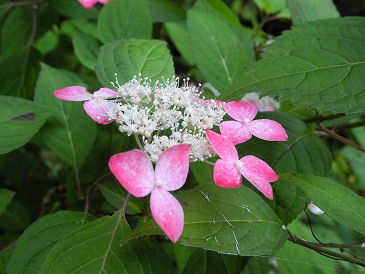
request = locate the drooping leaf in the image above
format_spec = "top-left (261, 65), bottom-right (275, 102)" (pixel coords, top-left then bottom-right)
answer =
top-left (7, 211), bottom-right (96, 274)
top-left (0, 96), bottom-right (49, 154)
top-left (97, 0), bottom-right (152, 44)
top-left (96, 38), bottom-right (175, 87)
top-left (39, 211), bottom-right (151, 273)
top-left (0, 189), bottom-right (15, 216)
top-left (98, 181), bottom-right (143, 215)
top-left (221, 17), bottom-right (365, 115)
top-left (34, 63), bottom-right (97, 168)
top-left (123, 185), bottom-right (287, 256)
top-left (282, 173), bottom-right (365, 236)
top-left (147, 0), bottom-right (185, 22)
top-left (72, 27), bottom-right (100, 70)
top-left (287, 0), bottom-right (339, 24)
top-left (187, 9), bottom-right (254, 92)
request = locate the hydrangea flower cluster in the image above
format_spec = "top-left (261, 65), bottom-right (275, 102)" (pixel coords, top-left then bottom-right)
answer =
top-left (54, 75), bottom-right (287, 243)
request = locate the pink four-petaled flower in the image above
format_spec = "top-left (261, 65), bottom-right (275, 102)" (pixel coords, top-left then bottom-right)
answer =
top-left (78, 0), bottom-right (109, 9)
top-left (206, 130), bottom-right (278, 200)
top-left (220, 101), bottom-right (288, 145)
top-left (108, 144), bottom-right (190, 243)
top-left (54, 86), bottom-right (117, 125)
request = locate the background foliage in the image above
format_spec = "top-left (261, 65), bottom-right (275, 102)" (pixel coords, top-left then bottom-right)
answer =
top-left (1, 0), bottom-right (365, 273)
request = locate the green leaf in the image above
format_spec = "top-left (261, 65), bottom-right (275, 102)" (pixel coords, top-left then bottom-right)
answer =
top-left (123, 185), bottom-right (287, 256)
top-left (0, 6), bottom-right (31, 58)
top-left (98, 181), bottom-right (143, 215)
top-left (190, 161), bottom-right (213, 185)
top-left (165, 22), bottom-right (195, 65)
top-left (147, 0), bottom-right (185, 22)
top-left (0, 47), bottom-right (41, 98)
top-left (7, 211), bottom-right (96, 274)
top-left (253, 0), bottom-right (290, 18)
top-left (0, 249), bottom-right (13, 274)
top-left (39, 211), bottom-right (151, 273)
top-left (34, 63), bottom-right (97, 167)
top-left (187, 10), bottom-right (254, 92)
top-left (96, 38), bottom-right (175, 87)
top-left (97, 0), bottom-right (152, 44)
top-left (243, 257), bottom-right (270, 274)
top-left (287, 0), bottom-right (339, 24)
top-left (72, 27), bottom-right (100, 70)
top-left (282, 174), bottom-right (365, 236)
top-left (0, 96), bottom-right (49, 154)
top-left (221, 17), bottom-right (365, 115)
top-left (33, 29), bottom-right (59, 55)
top-left (0, 189), bottom-right (15, 216)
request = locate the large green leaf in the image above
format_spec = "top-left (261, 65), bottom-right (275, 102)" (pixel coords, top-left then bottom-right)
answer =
top-left (72, 27), bottom-right (100, 70)
top-left (287, 0), bottom-right (339, 24)
top-left (96, 38), bottom-right (175, 87)
top-left (97, 0), bottom-right (152, 44)
top-left (50, 0), bottom-right (98, 19)
top-left (0, 189), bottom-right (15, 216)
top-left (34, 63), bottom-right (97, 167)
top-left (39, 211), bottom-right (151, 273)
top-left (0, 96), bottom-right (49, 154)
top-left (147, 0), bottom-right (185, 22)
top-left (123, 185), bottom-right (287, 256)
top-left (7, 211), bottom-right (96, 274)
top-left (187, 9), bottom-right (254, 92)
top-left (221, 17), bottom-right (365, 115)
top-left (282, 174), bottom-right (365, 236)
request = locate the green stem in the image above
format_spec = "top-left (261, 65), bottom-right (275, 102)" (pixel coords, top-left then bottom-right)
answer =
top-left (133, 133), bottom-right (144, 150)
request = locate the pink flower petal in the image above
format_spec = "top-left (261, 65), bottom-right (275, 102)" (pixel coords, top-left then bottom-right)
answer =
top-left (248, 119), bottom-right (288, 141)
top-left (155, 144), bottom-right (190, 191)
top-left (93, 88), bottom-right (118, 98)
top-left (238, 155), bottom-right (278, 200)
top-left (78, 0), bottom-right (98, 9)
top-left (223, 101), bottom-right (257, 122)
top-left (150, 188), bottom-right (184, 243)
top-left (213, 159), bottom-right (241, 188)
top-left (83, 99), bottom-right (115, 125)
top-left (220, 121), bottom-right (252, 145)
top-left (108, 150), bottom-right (155, 197)
top-left (206, 130), bottom-right (238, 162)
top-left (54, 86), bottom-right (92, 101)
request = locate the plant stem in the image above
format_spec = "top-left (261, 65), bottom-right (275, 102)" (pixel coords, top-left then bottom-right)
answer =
top-left (134, 133), bottom-right (144, 150)
top-left (287, 229), bottom-right (365, 267)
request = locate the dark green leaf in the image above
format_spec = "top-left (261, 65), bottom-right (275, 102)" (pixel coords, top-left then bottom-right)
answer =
top-left (96, 38), bottom-right (175, 87)
top-left (282, 174), bottom-right (365, 236)
top-left (0, 48), bottom-right (41, 98)
top-left (39, 211), bottom-right (151, 273)
top-left (147, 0), bottom-right (185, 22)
top-left (0, 248), bottom-right (13, 274)
top-left (7, 211), bottom-right (96, 274)
top-left (50, 0), bottom-right (99, 19)
top-left (34, 63), bottom-right (97, 167)
top-left (33, 30), bottom-right (59, 55)
top-left (187, 10), bottom-right (254, 92)
top-left (98, 181), bottom-right (143, 215)
top-left (190, 161), bottom-right (214, 185)
top-left (72, 27), bottom-right (100, 70)
top-left (221, 17), bottom-right (365, 115)
top-left (123, 185), bottom-right (287, 256)
top-left (0, 188), bottom-right (15, 216)
top-left (242, 257), bottom-right (270, 274)
top-left (287, 0), bottom-right (339, 24)
top-left (97, 0), bottom-right (152, 44)
top-left (0, 96), bottom-right (49, 154)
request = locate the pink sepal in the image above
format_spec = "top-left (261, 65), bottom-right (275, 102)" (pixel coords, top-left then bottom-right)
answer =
top-left (239, 156), bottom-right (278, 200)
top-left (214, 160), bottom-right (241, 188)
top-left (83, 99), bottom-right (115, 125)
top-left (205, 130), bottom-right (237, 162)
top-left (108, 150), bottom-right (155, 197)
top-left (54, 86), bottom-right (92, 101)
top-left (155, 144), bottom-right (190, 191)
top-left (223, 101), bottom-right (257, 122)
top-left (219, 121), bottom-right (251, 145)
top-left (150, 188), bottom-right (184, 243)
top-left (78, 0), bottom-right (98, 9)
top-left (94, 88), bottom-right (118, 98)
top-left (248, 119), bottom-right (288, 141)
